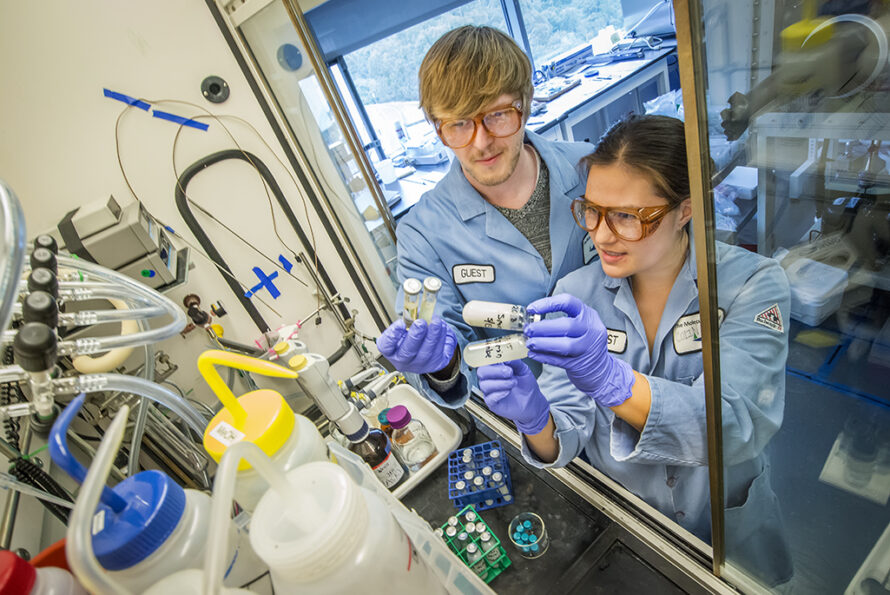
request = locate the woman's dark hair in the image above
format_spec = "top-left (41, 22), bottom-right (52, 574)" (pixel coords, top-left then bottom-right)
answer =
top-left (582, 115), bottom-right (689, 207)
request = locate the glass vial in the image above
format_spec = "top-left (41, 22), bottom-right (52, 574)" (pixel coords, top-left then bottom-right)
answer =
top-left (387, 405), bottom-right (438, 473)
top-left (418, 277), bottom-right (442, 322)
top-left (465, 543), bottom-right (488, 578)
top-left (463, 334), bottom-right (529, 368)
top-left (402, 278), bottom-right (422, 327)
top-left (462, 300), bottom-right (541, 331)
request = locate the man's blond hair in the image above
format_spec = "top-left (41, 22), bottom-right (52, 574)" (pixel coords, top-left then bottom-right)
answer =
top-left (419, 26), bottom-right (533, 123)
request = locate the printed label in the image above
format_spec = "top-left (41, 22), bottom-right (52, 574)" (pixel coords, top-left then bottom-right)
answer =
top-left (583, 234), bottom-right (597, 264)
top-left (209, 421), bottom-right (246, 446)
top-left (372, 452), bottom-right (406, 488)
top-left (754, 303), bottom-right (784, 333)
top-left (673, 309), bottom-right (725, 355)
top-left (606, 329), bottom-right (627, 353)
top-left (452, 264), bottom-right (495, 284)
top-left (92, 509), bottom-right (105, 535)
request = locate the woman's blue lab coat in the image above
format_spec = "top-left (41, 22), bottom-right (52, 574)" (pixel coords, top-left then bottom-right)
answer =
top-left (396, 131), bottom-right (594, 407)
top-left (521, 239), bottom-right (794, 586)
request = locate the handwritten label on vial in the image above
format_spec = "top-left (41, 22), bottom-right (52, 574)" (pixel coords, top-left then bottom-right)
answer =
top-left (372, 452), bottom-right (405, 488)
top-left (209, 421), bottom-right (246, 446)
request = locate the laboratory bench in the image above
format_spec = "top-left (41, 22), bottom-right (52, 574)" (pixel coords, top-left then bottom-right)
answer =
top-left (401, 408), bottom-right (713, 594)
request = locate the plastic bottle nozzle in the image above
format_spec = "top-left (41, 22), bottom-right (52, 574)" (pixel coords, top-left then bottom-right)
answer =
top-left (49, 394), bottom-right (128, 512)
top-left (197, 350), bottom-right (298, 426)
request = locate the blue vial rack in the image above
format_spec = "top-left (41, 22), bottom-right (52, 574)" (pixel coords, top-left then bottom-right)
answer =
top-left (447, 440), bottom-right (513, 511)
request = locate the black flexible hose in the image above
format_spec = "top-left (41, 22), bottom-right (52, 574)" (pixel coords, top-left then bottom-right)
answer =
top-left (175, 150), bottom-right (357, 333)
top-left (175, 154), bottom-right (270, 333)
top-left (326, 339), bottom-right (351, 366)
top-left (9, 457), bottom-right (72, 525)
top-left (1, 346), bottom-right (22, 446)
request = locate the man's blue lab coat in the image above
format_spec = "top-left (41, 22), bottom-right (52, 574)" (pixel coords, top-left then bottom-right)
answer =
top-left (520, 239), bottom-right (794, 586)
top-left (395, 131), bottom-right (594, 407)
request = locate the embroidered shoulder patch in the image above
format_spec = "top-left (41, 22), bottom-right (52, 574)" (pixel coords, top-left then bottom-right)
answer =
top-left (754, 304), bottom-right (784, 333)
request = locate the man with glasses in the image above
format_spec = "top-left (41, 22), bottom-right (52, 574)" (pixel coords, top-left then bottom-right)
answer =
top-left (376, 25), bottom-right (596, 407)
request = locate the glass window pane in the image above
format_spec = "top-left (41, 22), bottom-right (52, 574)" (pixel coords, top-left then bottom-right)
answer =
top-left (518, 0), bottom-right (623, 68)
top-left (691, 0), bottom-right (890, 590)
top-left (342, 0), bottom-right (507, 160)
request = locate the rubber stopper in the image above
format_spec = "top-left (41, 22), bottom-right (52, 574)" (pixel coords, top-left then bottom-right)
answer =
top-left (13, 322), bottom-right (57, 372)
top-left (23, 291), bottom-right (58, 328)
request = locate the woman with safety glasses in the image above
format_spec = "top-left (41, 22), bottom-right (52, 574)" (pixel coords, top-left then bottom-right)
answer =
top-left (477, 115), bottom-right (793, 586)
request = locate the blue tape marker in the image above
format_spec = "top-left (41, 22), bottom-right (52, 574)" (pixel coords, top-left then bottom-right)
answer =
top-left (249, 267), bottom-right (280, 299)
top-left (151, 109), bottom-right (209, 131)
top-left (164, 225), bottom-right (175, 234)
top-left (278, 255), bottom-right (293, 273)
top-left (103, 88), bottom-right (150, 111)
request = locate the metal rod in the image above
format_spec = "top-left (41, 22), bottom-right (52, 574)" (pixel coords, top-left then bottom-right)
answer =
top-left (673, 0), bottom-right (726, 577)
top-left (0, 420), bottom-right (31, 548)
top-left (279, 0), bottom-right (398, 245)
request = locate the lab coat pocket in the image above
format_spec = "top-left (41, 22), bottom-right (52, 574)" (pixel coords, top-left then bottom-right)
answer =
top-left (724, 462), bottom-right (794, 587)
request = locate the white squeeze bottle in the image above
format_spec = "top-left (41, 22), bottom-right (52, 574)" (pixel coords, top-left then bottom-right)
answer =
top-left (0, 550), bottom-right (87, 594)
top-left (250, 461), bottom-right (448, 594)
top-left (199, 349), bottom-right (329, 511)
top-left (48, 394), bottom-right (267, 593)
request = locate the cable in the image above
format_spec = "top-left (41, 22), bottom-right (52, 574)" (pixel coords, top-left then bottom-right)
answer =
top-left (113, 104), bottom-right (283, 320)
top-left (9, 457), bottom-right (72, 524)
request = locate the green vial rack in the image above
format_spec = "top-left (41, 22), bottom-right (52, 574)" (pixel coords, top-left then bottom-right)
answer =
top-left (439, 504), bottom-right (511, 584)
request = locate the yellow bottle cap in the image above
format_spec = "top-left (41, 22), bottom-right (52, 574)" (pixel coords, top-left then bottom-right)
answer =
top-left (210, 323), bottom-right (224, 337)
top-left (781, 18), bottom-right (833, 52)
top-left (204, 389), bottom-right (295, 470)
top-left (273, 342), bottom-right (290, 356)
top-left (288, 354), bottom-right (308, 371)
top-left (197, 350), bottom-right (301, 470)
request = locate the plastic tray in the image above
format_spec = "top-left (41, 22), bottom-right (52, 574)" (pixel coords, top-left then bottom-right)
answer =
top-left (447, 440), bottom-right (514, 510)
top-left (330, 442), bottom-right (495, 595)
top-left (385, 384), bottom-right (462, 499)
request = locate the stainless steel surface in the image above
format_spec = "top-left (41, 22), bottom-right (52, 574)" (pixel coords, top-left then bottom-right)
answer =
top-left (674, 0), bottom-right (726, 577)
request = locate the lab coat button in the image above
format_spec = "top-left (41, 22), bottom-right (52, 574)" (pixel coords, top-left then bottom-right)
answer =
top-left (666, 476), bottom-right (677, 488)
top-left (676, 511), bottom-right (685, 520)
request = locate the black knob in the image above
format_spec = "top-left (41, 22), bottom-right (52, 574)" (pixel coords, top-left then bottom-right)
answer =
top-left (27, 268), bottom-right (58, 300)
top-left (34, 235), bottom-right (58, 254)
top-left (13, 322), bottom-right (57, 372)
top-left (23, 291), bottom-right (58, 328)
top-left (30, 248), bottom-right (57, 275)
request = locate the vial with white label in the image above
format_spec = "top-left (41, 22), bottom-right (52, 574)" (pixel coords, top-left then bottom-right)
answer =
top-left (462, 300), bottom-right (541, 331)
top-left (418, 277), bottom-right (442, 322)
top-left (402, 278), bottom-right (422, 326)
top-left (463, 334), bottom-right (528, 368)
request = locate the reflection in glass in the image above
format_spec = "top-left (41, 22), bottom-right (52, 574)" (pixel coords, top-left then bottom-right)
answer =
top-left (692, 0), bottom-right (890, 591)
top-left (342, 0), bottom-right (507, 161)
top-left (239, 2), bottom-right (399, 287)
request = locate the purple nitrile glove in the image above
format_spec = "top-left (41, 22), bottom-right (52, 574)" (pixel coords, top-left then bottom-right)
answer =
top-left (525, 294), bottom-right (635, 408)
top-left (376, 317), bottom-right (458, 375)
top-left (477, 360), bottom-right (551, 435)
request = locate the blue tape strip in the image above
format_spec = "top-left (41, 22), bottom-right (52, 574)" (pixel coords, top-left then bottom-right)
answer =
top-left (151, 109), bottom-right (209, 131)
top-left (250, 267), bottom-right (280, 299)
top-left (103, 88), bottom-right (150, 111)
top-left (278, 255), bottom-right (293, 273)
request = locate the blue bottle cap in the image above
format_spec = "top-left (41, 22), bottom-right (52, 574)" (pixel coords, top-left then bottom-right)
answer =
top-left (92, 470), bottom-right (186, 571)
top-left (531, 543), bottom-right (540, 552)
top-left (523, 520), bottom-right (532, 529)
